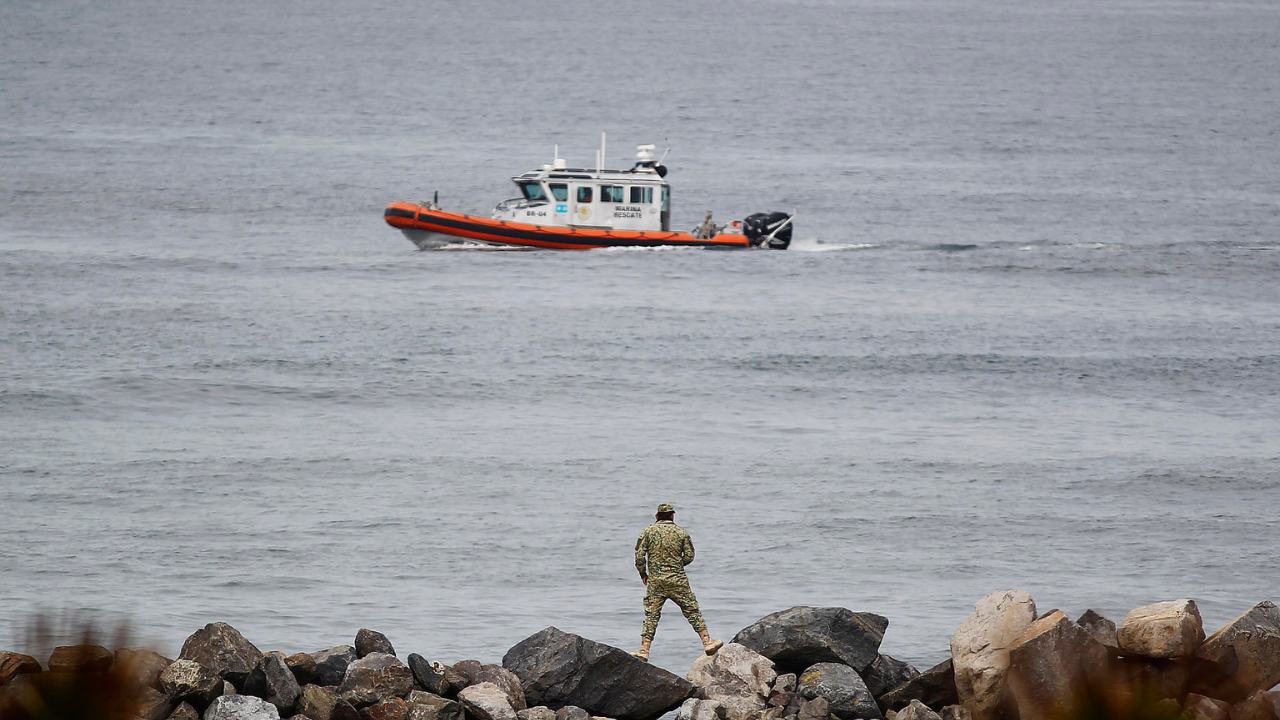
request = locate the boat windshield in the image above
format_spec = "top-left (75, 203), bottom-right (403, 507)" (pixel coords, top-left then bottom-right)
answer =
top-left (520, 183), bottom-right (547, 202)
top-left (549, 183), bottom-right (568, 202)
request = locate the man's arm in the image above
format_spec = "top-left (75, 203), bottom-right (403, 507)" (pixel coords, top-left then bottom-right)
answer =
top-left (635, 531), bottom-right (649, 580)
top-left (682, 532), bottom-right (695, 567)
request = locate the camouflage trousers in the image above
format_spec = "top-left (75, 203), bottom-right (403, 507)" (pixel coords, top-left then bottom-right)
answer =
top-left (641, 575), bottom-right (706, 640)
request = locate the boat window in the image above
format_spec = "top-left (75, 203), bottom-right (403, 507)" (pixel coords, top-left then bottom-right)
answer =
top-left (577, 186), bottom-right (593, 203)
top-left (629, 186), bottom-right (653, 204)
top-left (549, 183), bottom-right (568, 202)
top-left (661, 186), bottom-right (669, 212)
top-left (520, 183), bottom-right (547, 202)
top-left (600, 185), bottom-right (624, 203)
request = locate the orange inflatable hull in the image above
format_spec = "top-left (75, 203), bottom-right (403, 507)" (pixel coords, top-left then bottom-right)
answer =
top-left (385, 203), bottom-right (749, 250)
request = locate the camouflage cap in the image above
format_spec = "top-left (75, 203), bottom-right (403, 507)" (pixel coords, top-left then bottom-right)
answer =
top-left (657, 502), bottom-right (675, 513)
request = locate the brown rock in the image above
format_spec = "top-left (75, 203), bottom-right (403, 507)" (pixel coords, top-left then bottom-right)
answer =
top-left (451, 660), bottom-right (482, 688)
top-left (1229, 691), bottom-right (1280, 720)
top-left (179, 622), bottom-right (264, 685)
top-left (1195, 602), bottom-right (1280, 703)
top-left (940, 706), bottom-right (972, 720)
top-left (116, 648), bottom-right (173, 690)
top-left (1076, 611), bottom-right (1119, 651)
top-left (137, 686), bottom-right (176, 720)
top-left (169, 701), bottom-right (201, 720)
top-left (407, 655), bottom-right (449, 696)
top-left (1007, 610), bottom-right (1111, 720)
top-left (0, 651), bottom-right (42, 685)
top-left (288, 654), bottom-right (321, 687)
top-left (338, 653), bottom-right (414, 708)
top-left (898, 700), bottom-right (942, 720)
top-left (458, 682), bottom-right (518, 720)
top-left (298, 684), bottom-right (361, 720)
top-left (160, 659), bottom-right (225, 706)
top-left (1117, 601), bottom-right (1205, 659)
top-left (407, 691), bottom-right (463, 720)
top-left (797, 697), bottom-right (830, 720)
top-left (360, 697), bottom-right (410, 720)
top-left (356, 631), bottom-right (397, 659)
top-left (519, 707), bottom-right (559, 720)
top-left (48, 644), bottom-right (114, 672)
top-left (476, 664), bottom-right (527, 711)
top-left (1181, 694), bottom-right (1230, 720)
top-left (879, 659), bottom-right (959, 713)
top-left (950, 590), bottom-right (1037, 720)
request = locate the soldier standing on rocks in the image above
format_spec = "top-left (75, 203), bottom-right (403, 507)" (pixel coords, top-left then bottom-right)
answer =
top-left (632, 502), bottom-right (723, 661)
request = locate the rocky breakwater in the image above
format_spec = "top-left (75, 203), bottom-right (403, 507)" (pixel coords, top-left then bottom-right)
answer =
top-left (2, 594), bottom-right (1279, 720)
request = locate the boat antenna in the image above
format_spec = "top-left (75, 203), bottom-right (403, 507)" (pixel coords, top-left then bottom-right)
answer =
top-left (554, 144), bottom-right (559, 164)
top-left (600, 131), bottom-right (606, 177)
top-left (658, 147), bottom-right (670, 165)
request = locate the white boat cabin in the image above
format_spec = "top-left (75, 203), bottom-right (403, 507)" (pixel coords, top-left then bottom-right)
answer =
top-left (493, 144), bottom-right (671, 232)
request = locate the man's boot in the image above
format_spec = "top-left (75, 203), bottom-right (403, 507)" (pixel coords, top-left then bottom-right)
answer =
top-left (698, 629), bottom-right (723, 655)
top-left (631, 638), bottom-right (651, 662)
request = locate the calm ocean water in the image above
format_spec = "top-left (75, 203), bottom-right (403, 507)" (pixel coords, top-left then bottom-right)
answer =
top-left (2, 0), bottom-right (1279, 675)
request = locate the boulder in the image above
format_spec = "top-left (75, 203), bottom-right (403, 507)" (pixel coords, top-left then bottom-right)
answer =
top-left (1229, 690), bottom-right (1280, 720)
top-left (459, 682), bottom-right (518, 720)
top-left (297, 685), bottom-right (361, 720)
top-left (0, 651), bottom-right (42, 685)
top-left (1181, 694), bottom-right (1230, 720)
top-left (204, 694), bottom-right (282, 720)
top-left (359, 698), bottom-right (410, 720)
top-left (451, 660), bottom-right (482, 688)
top-left (774, 674), bottom-right (798, 695)
top-left (502, 627), bottom-right (694, 720)
top-left (950, 589), bottom-right (1037, 720)
top-left (356, 631), bottom-right (397, 659)
top-left (518, 707), bottom-right (559, 720)
top-left (161, 659), bottom-right (226, 707)
top-left (865, 655), bottom-right (920, 698)
top-left (1194, 601), bottom-right (1280, 703)
top-left (313, 648), bottom-right (358, 688)
top-left (288, 655), bottom-right (321, 687)
top-left (733, 607), bottom-right (889, 673)
top-left (1076, 611), bottom-right (1119, 651)
top-left (1007, 610), bottom-right (1111, 720)
top-left (171, 702), bottom-right (202, 720)
top-left (1117, 600), bottom-right (1205, 659)
top-left (407, 655), bottom-right (449, 696)
top-left (48, 644), bottom-right (114, 672)
top-left (798, 662), bottom-right (881, 720)
top-left (675, 698), bottom-right (726, 720)
top-left (686, 642), bottom-right (778, 699)
top-left (407, 692), bottom-right (462, 720)
top-left (797, 697), bottom-right (830, 720)
top-left (338, 653), bottom-right (414, 708)
top-left (1115, 656), bottom-right (1191, 703)
top-left (477, 664), bottom-right (528, 711)
top-left (897, 700), bottom-right (942, 720)
top-left (117, 648), bottom-right (174, 690)
top-left (181, 623), bottom-right (264, 686)
top-left (879, 659), bottom-right (959, 713)
top-left (139, 686), bottom-right (177, 720)
top-left (245, 651), bottom-right (302, 712)
top-left (940, 706), bottom-right (971, 720)
top-left (556, 707), bottom-right (590, 720)
top-left (227, 681), bottom-right (240, 696)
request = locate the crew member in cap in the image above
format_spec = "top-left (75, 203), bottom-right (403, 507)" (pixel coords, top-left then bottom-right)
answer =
top-left (632, 502), bottom-right (723, 661)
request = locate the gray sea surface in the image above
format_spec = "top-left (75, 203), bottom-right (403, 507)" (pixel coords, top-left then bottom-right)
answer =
top-left (2, 0), bottom-right (1279, 675)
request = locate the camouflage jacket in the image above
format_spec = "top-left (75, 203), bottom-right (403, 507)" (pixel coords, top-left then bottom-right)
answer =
top-left (635, 520), bottom-right (695, 579)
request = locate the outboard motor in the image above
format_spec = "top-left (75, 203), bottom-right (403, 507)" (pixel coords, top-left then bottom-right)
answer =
top-left (743, 211), bottom-right (794, 250)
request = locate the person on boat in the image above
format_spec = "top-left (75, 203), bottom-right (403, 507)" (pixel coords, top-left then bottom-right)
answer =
top-left (632, 502), bottom-right (724, 661)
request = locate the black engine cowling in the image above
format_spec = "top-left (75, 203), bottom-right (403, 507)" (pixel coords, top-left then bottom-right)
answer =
top-left (743, 212), bottom-right (793, 249)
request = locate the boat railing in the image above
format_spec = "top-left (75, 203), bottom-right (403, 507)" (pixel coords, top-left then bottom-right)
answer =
top-left (495, 197), bottom-right (550, 212)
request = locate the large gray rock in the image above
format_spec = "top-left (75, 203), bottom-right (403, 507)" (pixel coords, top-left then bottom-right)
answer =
top-left (162, 659), bottom-right (227, 707)
top-left (245, 651), bottom-right (302, 713)
top-left (477, 664), bottom-right (528, 711)
top-left (897, 700), bottom-right (942, 720)
top-left (950, 590), bottom-right (1037, 720)
top-left (1116, 600), bottom-right (1205, 659)
top-left (686, 642), bottom-right (778, 700)
top-left (117, 648), bottom-right (174, 691)
top-left (407, 692), bottom-right (462, 720)
top-left (338, 653), bottom-right (414, 708)
top-left (798, 662), bottom-right (881, 720)
top-left (1006, 610), bottom-right (1111, 720)
top-left (675, 698), bottom-right (726, 720)
top-left (407, 655), bottom-right (449, 696)
top-left (878, 659), bottom-right (958, 713)
top-left (458, 682), bottom-right (518, 720)
top-left (0, 652), bottom-right (42, 685)
top-left (1193, 601), bottom-right (1280, 703)
top-left (1076, 611), bottom-right (1119, 651)
top-left (204, 694), bottom-right (281, 720)
top-left (48, 644), bottom-right (114, 672)
top-left (733, 607), bottom-right (889, 674)
top-left (356, 631), bottom-right (397, 659)
top-left (502, 626), bottom-right (694, 720)
top-left (181, 623), bottom-right (264, 686)
top-left (313, 647), bottom-right (358, 688)
top-left (865, 655), bottom-right (919, 698)
top-left (297, 684), bottom-right (360, 720)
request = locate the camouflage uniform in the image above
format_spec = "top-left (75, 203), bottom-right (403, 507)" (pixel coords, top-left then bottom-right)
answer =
top-left (635, 519), bottom-right (706, 640)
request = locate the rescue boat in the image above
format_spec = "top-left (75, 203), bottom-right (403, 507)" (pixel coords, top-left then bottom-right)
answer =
top-left (384, 137), bottom-right (794, 251)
